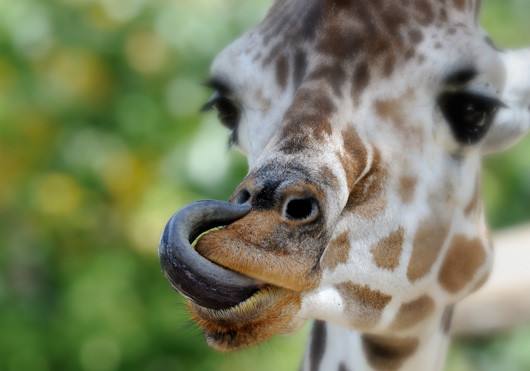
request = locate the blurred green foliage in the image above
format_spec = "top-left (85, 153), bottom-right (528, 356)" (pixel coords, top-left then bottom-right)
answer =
top-left (0, 1), bottom-right (529, 371)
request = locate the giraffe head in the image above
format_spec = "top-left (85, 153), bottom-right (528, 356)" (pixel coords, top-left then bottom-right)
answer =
top-left (160, 0), bottom-right (530, 351)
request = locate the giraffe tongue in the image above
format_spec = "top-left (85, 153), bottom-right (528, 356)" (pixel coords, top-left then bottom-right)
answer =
top-left (159, 200), bottom-right (260, 310)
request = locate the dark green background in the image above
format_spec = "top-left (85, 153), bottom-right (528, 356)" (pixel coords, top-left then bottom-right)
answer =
top-left (0, 1), bottom-right (529, 370)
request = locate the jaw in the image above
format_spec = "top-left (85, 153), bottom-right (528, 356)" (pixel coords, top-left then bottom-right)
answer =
top-left (187, 212), bottom-right (326, 350)
top-left (189, 286), bottom-right (303, 351)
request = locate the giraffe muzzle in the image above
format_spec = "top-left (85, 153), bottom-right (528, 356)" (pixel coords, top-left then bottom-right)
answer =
top-left (159, 200), bottom-right (260, 310)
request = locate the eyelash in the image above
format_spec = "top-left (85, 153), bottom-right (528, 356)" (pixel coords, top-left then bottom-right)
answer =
top-left (202, 94), bottom-right (241, 131)
top-left (438, 91), bottom-right (504, 145)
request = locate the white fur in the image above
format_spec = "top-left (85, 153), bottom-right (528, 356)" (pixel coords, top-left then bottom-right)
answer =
top-left (484, 48), bottom-right (530, 153)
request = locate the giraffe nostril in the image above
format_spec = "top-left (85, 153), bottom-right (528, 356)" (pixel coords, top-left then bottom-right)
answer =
top-left (234, 189), bottom-right (251, 205)
top-left (283, 197), bottom-right (319, 222)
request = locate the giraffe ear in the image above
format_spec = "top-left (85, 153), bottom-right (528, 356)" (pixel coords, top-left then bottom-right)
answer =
top-left (482, 48), bottom-right (530, 154)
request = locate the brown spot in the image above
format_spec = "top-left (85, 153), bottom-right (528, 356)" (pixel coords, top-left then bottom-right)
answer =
top-left (313, 94), bottom-right (337, 118)
top-left (348, 194), bottom-right (387, 219)
top-left (441, 305), bottom-right (455, 334)
top-left (403, 48), bottom-right (415, 61)
top-left (321, 231), bottom-right (351, 270)
top-left (299, 0), bottom-right (325, 41)
top-left (254, 89), bottom-right (271, 112)
top-left (414, 0), bottom-right (435, 25)
top-left (407, 218), bottom-right (450, 282)
top-left (352, 61), bottom-right (370, 100)
top-left (276, 54), bottom-right (289, 90)
top-left (375, 98), bottom-right (401, 125)
top-left (398, 176), bottom-right (417, 204)
top-left (337, 282), bottom-right (391, 329)
top-left (382, 3), bottom-right (408, 36)
top-left (263, 43), bottom-right (283, 66)
top-left (374, 89), bottom-right (415, 130)
top-left (438, 235), bottom-right (486, 293)
top-left (344, 148), bottom-right (387, 219)
top-left (383, 54), bottom-right (396, 77)
top-left (409, 29), bottom-right (424, 44)
top-left (279, 133), bottom-right (311, 154)
top-left (373, 90), bottom-right (423, 145)
top-left (293, 49), bottom-right (308, 88)
top-left (362, 334), bottom-right (419, 370)
top-left (279, 89), bottom-right (335, 153)
top-left (371, 228), bottom-right (404, 271)
top-left (285, 87), bottom-right (337, 121)
top-left (317, 21), bottom-right (362, 59)
top-left (453, 0), bottom-right (467, 11)
top-left (308, 117), bottom-right (333, 143)
top-left (339, 283), bottom-right (392, 311)
top-left (391, 295), bottom-right (435, 331)
top-left (464, 178), bottom-right (481, 216)
top-left (308, 64), bottom-right (346, 97)
top-left (439, 8), bottom-right (449, 22)
top-left (319, 166), bottom-right (339, 190)
top-left (339, 127), bottom-right (368, 190)
top-left (328, 0), bottom-right (355, 12)
top-left (279, 117), bottom-right (333, 154)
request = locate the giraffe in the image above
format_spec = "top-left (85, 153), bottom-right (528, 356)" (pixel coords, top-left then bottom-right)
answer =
top-left (159, 0), bottom-right (530, 370)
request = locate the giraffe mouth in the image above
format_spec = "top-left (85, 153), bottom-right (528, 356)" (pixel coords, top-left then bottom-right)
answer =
top-left (160, 200), bottom-right (310, 350)
top-left (159, 200), bottom-right (262, 310)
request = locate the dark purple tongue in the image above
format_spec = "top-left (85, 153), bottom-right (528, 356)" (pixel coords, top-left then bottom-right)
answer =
top-left (159, 200), bottom-right (259, 310)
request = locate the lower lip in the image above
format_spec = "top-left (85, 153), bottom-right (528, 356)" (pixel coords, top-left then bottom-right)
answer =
top-left (194, 285), bottom-right (282, 317)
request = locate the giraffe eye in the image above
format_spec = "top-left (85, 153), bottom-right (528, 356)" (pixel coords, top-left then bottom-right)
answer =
top-left (438, 91), bottom-right (504, 145)
top-left (202, 93), bottom-right (241, 131)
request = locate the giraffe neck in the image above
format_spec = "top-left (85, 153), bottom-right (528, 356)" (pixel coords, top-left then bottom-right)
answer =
top-left (301, 309), bottom-right (452, 371)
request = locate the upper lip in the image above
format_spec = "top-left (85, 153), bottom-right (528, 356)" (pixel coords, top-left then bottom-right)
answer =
top-left (159, 200), bottom-right (262, 310)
